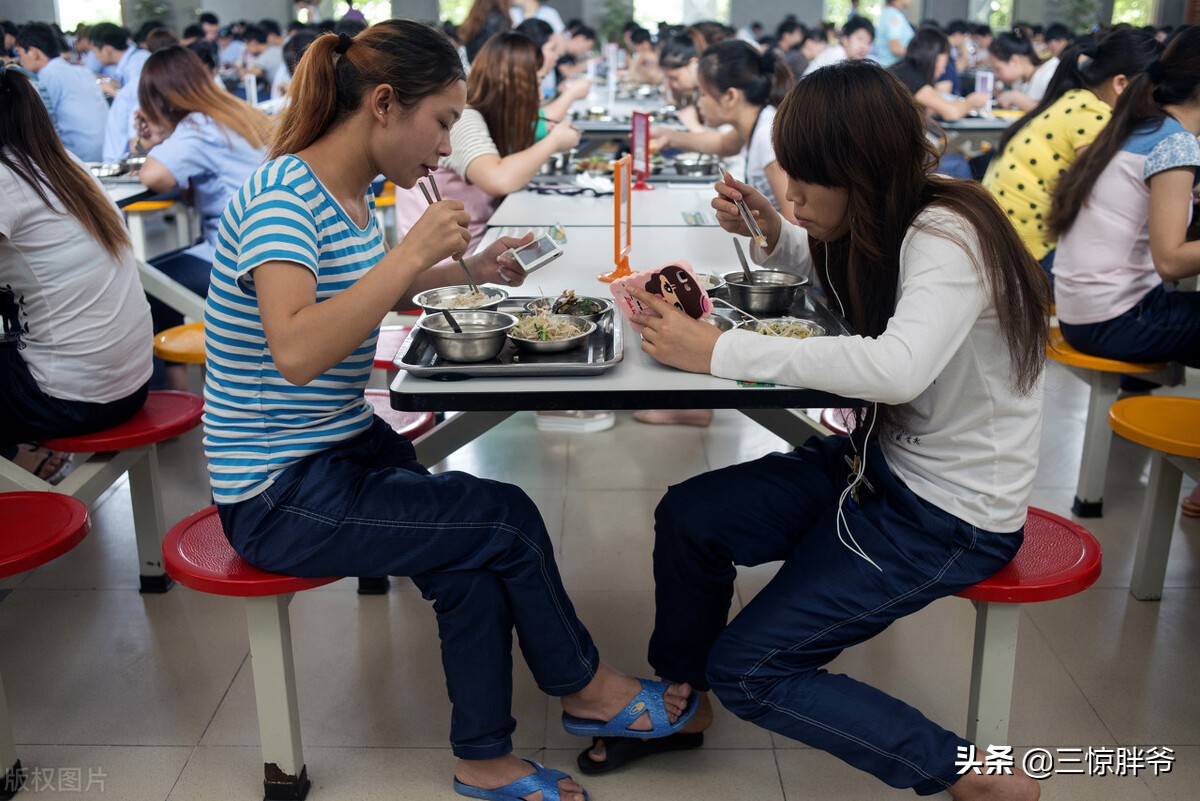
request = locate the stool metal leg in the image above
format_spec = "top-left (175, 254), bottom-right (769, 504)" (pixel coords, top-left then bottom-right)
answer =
top-left (965, 600), bottom-right (1021, 747)
top-left (127, 213), bottom-right (148, 261)
top-left (173, 204), bottom-right (191, 249)
top-left (128, 446), bottom-right (173, 593)
top-left (1073, 371), bottom-right (1120, 517)
top-left (245, 594), bottom-right (311, 801)
top-left (0, 671), bottom-right (25, 801)
top-left (1130, 452), bottom-right (1182, 601)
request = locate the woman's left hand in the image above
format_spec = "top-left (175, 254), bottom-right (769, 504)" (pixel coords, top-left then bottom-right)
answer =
top-left (467, 231), bottom-right (535, 287)
top-left (629, 286), bottom-right (722, 374)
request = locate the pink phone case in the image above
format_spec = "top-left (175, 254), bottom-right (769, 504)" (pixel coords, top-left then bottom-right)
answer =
top-left (609, 260), bottom-right (714, 334)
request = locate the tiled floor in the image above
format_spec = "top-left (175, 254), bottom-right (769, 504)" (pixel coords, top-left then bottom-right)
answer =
top-left (2, 351), bottom-right (1197, 799)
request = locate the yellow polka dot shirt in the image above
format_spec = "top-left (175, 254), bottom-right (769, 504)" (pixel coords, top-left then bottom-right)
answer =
top-left (982, 89), bottom-right (1111, 260)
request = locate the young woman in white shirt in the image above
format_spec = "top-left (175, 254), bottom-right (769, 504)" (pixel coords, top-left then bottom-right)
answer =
top-left (0, 67), bottom-right (152, 479)
top-left (990, 29), bottom-right (1060, 111)
top-left (582, 61), bottom-right (1048, 801)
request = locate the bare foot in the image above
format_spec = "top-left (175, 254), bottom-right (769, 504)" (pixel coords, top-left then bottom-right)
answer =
top-left (455, 755), bottom-right (585, 801)
top-left (633, 409), bottom-right (714, 427)
top-left (1181, 484), bottom-right (1200, 517)
top-left (586, 690), bottom-right (713, 765)
top-left (948, 766), bottom-right (1040, 801)
top-left (9, 444), bottom-right (71, 483)
top-left (562, 662), bottom-right (692, 734)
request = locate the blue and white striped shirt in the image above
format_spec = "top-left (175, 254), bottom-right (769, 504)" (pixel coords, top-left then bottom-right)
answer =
top-left (203, 155), bottom-right (383, 504)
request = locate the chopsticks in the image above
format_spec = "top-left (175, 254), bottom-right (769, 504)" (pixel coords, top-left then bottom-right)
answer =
top-left (418, 174), bottom-right (478, 293)
top-left (725, 175), bottom-right (767, 248)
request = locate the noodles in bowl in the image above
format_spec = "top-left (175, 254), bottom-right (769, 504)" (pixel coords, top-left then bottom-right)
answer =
top-left (413, 285), bottom-right (507, 313)
top-left (742, 318), bottom-right (826, 339)
top-left (508, 313), bottom-right (596, 353)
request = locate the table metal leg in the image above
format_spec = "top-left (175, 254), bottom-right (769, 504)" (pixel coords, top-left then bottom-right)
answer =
top-left (737, 408), bottom-right (830, 447)
top-left (411, 411), bottom-right (516, 466)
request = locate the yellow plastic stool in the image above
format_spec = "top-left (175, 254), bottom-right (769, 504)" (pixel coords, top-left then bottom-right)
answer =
top-left (1109, 396), bottom-right (1200, 600)
top-left (154, 322), bottom-right (205, 365)
top-left (1046, 326), bottom-right (1168, 517)
top-left (124, 199), bottom-right (191, 260)
top-left (373, 182), bottom-right (396, 244)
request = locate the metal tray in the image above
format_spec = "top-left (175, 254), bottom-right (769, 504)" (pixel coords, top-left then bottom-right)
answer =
top-left (395, 298), bottom-right (623, 380)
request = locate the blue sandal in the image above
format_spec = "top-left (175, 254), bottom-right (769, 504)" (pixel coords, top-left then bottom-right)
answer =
top-left (561, 677), bottom-right (697, 740)
top-left (453, 759), bottom-right (586, 801)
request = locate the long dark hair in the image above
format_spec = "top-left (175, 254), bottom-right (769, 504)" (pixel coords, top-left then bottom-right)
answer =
top-left (1049, 25), bottom-right (1200, 237)
top-left (988, 28), bottom-right (1043, 67)
top-left (698, 40), bottom-right (792, 108)
top-left (997, 24), bottom-right (1160, 151)
top-left (467, 33), bottom-right (542, 155)
top-left (140, 46), bottom-right (272, 147)
top-left (899, 27), bottom-right (949, 86)
top-left (773, 62), bottom-right (1047, 433)
top-left (659, 29), bottom-right (704, 69)
top-left (0, 67), bottom-right (130, 260)
top-left (272, 20), bottom-right (465, 158)
top-left (459, 0), bottom-right (511, 48)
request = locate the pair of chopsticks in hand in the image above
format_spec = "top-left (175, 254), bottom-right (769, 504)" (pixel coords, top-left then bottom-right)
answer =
top-left (417, 173), bottom-right (478, 293)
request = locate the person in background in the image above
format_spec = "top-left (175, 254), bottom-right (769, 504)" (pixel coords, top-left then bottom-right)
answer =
top-left (588, 62), bottom-right (1049, 801)
top-left (241, 21), bottom-right (284, 96)
top-left (876, 0), bottom-right (915, 68)
top-left (1044, 22), bottom-right (1073, 58)
top-left (395, 32), bottom-right (581, 254)
top-left (967, 23), bottom-right (993, 69)
top-left (0, 68), bottom-right (152, 483)
top-left (15, 23), bottom-right (108, 162)
top-left (946, 19), bottom-right (971, 76)
top-left (984, 25), bottom-right (1159, 280)
top-left (990, 28), bottom-right (1059, 111)
top-left (2, 20), bottom-right (19, 59)
top-left (1049, 27), bottom-right (1200, 491)
top-left (341, 0), bottom-right (366, 23)
top-left (134, 45), bottom-right (273, 389)
top-left (199, 12), bottom-right (220, 42)
top-left (555, 23), bottom-right (595, 79)
top-left (187, 38), bottom-right (219, 73)
top-left (890, 27), bottom-right (988, 121)
top-left (804, 17), bottom-right (875, 76)
top-left (736, 20), bottom-right (762, 48)
top-left (624, 26), bottom-right (662, 85)
top-left (515, 17), bottom-right (561, 98)
top-left (775, 17), bottom-right (804, 58)
top-left (217, 26), bottom-right (245, 66)
top-left (658, 29), bottom-right (707, 130)
top-left (847, 0), bottom-right (861, 20)
top-left (269, 27), bottom-right (318, 104)
top-left (181, 24), bottom-right (205, 46)
top-left (93, 22), bottom-right (154, 161)
top-left (460, 0), bottom-right (512, 62)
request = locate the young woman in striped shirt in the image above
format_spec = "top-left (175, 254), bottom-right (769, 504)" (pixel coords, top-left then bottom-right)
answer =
top-left (201, 21), bottom-right (696, 801)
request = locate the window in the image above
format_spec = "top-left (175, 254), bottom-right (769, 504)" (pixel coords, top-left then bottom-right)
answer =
top-left (1111, 0), bottom-right (1155, 26)
top-left (440, 0), bottom-right (474, 25)
top-left (334, 1), bottom-right (393, 24)
top-left (989, 0), bottom-right (1013, 34)
top-left (57, 0), bottom-right (123, 32)
top-left (632, 0), bottom-right (729, 32)
top-left (826, 0), bottom-right (885, 26)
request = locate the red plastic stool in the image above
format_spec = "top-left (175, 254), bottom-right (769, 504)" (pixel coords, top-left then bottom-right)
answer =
top-left (0, 493), bottom-right (90, 799)
top-left (955, 507), bottom-right (1102, 745)
top-left (373, 325), bottom-right (412, 371)
top-left (164, 506), bottom-right (340, 800)
top-left (364, 389), bottom-right (436, 440)
top-left (9, 391), bottom-right (204, 593)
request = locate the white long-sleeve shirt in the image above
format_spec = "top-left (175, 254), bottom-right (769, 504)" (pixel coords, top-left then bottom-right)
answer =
top-left (710, 208), bottom-right (1044, 533)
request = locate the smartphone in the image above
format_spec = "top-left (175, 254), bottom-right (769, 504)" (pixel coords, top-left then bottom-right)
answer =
top-left (508, 233), bottom-right (564, 274)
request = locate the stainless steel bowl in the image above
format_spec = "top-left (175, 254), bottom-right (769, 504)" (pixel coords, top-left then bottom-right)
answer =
top-left (672, 152), bottom-right (721, 176)
top-left (416, 310), bottom-right (517, 362)
top-left (695, 273), bottom-right (727, 293)
top-left (87, 161), bottom-right (125, 178)
top-left (523, 295), bottom-right (612, 324)
top-left (740, 317), bottom-right (826, 339)
top-left (722, 270), bottom-right (809, 315)
top-left (701, 313), bottom-right (736, 332)
top-left (413, 285), bottom-right (507, 314)
top-left (508, 314), bottom-right (596, 353)
top-left (122, 155), bottom-right (147, 173)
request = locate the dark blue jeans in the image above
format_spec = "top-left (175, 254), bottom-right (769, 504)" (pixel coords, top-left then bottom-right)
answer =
top-left (0, 340), bottom-right (148, 453)
top-left (649, 435), bottom-right (1022, 795)
top-left (217, 417), bottom-right (600, 759)
top-left (1060, 284), bottom-right (1200, 368)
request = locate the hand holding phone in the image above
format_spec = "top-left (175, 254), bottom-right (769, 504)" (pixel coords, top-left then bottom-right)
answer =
top-left (507, 233), bottom-right (564, 275)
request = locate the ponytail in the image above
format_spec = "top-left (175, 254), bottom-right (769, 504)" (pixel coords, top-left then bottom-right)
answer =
top-left (698, 40), bottom-right (793, 110)
top-left (271, 19), bottom-right (465, 159)
top-left (1049, 25), bottom-right (1200, 237)
top-left (997, 25), bottom-right (1160, 152)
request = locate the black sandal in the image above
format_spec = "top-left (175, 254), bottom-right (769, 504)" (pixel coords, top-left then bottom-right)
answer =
top-left (575, 732), bottom-right (704, 776)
